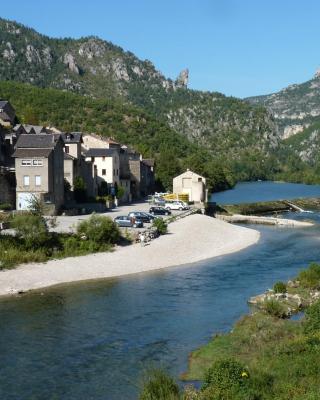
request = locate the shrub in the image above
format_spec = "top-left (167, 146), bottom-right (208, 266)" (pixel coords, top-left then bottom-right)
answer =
top-left (11, 213), bottom-right (49, 248)
top-left (202, 359), bottom-right (249, 393)
top-left (76, 214), bottom-right (120, 244)
top-left (0, 203), bottom-right (12, 211)
top-left (304, 300), bottom-right (320, 334)
top-left (139, 369), bottom-right (180, 400)
top-left (152, 218), bottom-right (168, 235)
top-left (273, 281), bottom-right (287, 293)
top-left (298, 263), bottom-right (320, 289)
top-left (263, 299), bottom-right (288, 318)
top-left (74, 176), bottom-right (87, 203)
top-left (26, 194), bottom-right (44, 216)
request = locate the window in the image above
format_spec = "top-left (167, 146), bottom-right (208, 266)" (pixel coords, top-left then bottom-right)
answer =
top-left (65, 145), bottom-right (69, 154)
top-left (102, 169), bottom-right (106, 176)
top-left (102, 156), bottom-right (105, 161)
top-left (117, 169), bottom-right (119, 176)
top-left (35, 176), bottom-right (41, 186)
top-left (113, 169), bottom-right (115, 176)
top-left (23, 175), bottom-right (30, 186)
top-left (21, 159), bottom-right (43, 166)
top-left (91, 157), bottom-right (95, 162)
top-left (21, 159), bottom-right (32, 166)
top-left (33, 159), bottom-right (43, 166)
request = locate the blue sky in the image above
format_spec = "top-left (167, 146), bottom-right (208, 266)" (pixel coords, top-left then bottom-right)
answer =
top-left (1, 1), bottom-right (320, 98)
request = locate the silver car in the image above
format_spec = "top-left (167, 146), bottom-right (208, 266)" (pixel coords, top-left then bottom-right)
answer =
top-left (114, 215), bottom-right (143, 228)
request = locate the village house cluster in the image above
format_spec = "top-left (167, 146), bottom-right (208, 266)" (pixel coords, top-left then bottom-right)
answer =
top-left (0, 100), bottom-right (155, 214)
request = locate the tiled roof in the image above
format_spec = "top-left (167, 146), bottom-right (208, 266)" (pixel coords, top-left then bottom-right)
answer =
top-left (62, 132), bottom-right (82, 143)
top-left (63, 152), bottom-right (75, 160)
top-left (0, 100), bottom-right (9, 108)
top-left (85, 148), bottom-right (118, 157)
top-left (22, 125), bottom-right (46, 134)
top-left (142, 159), bottom-right (155, 167)
top-left (12, 148), bottom-right (52, 158)
top-left (16, 134), bottom-right (57, 148)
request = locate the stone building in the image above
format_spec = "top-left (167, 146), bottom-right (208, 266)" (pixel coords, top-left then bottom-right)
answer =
top-left (173, 169), bottom-right (207, 203)
top-left (0, 100), bottom-right (15, 127)
top-left (13, 134), bottom-right (64, 213)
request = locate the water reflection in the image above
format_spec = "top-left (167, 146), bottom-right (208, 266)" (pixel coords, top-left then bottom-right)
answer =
top-left (0, 220), bottom-right (320, 399)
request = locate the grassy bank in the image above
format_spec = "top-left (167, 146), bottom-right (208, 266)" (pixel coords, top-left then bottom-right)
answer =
top-left (138, 264), bottom-right (320, 399)
top-left (218, 197), bottom-right (320, 215)
top-left (181, 263), bottom-right (320, 399)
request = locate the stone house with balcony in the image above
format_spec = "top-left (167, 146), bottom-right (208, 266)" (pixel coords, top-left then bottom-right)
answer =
top-left (13, 134), bottom-right (64, 214)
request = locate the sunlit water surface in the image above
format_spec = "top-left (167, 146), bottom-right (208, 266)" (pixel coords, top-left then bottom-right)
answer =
top-left (1, 182), bottom-right (320, 399)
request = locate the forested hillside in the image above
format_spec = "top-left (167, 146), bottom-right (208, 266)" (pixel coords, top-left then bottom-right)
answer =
top-left (0, 19), bottom-right (278, 158)
top-left (1, 18), bottom-right (320, 187)
top-left (0, 81), bottom-right (235, 191)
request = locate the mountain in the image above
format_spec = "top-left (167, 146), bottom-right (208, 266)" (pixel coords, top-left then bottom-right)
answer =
top-left (246, 70), bottom-right (320, 175)
top-left (0, 18), bottom-right (278, 161)
top-left (247, 71), bottom-right (320, 140)
top-left (4, 17), bottom-right (320, 185)
top-left (0, 80), bottom-right (238, 192)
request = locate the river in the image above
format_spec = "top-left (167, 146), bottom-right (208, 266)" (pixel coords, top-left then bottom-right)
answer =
top-left (1, 182), bottom-right (320, 400)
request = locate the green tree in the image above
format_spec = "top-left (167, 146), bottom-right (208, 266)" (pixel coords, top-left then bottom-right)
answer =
top-left (76, 214), bottom-right (120, 244)
top-left (73, 176), bottom-right (87, 203)
top-left (11, 214), bottom-right (49, 248)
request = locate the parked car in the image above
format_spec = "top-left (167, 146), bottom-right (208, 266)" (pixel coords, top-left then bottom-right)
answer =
top-left (165, 201), bottom-right (189, 211)
top-left (114, 215), bottom-right (143, 228)
top-left (154, 197), bottom-right (166, 206)
top-left (139, 212), bottom-right (160, 221)
top-left (149, 206), bottom-right (171, 216)
top-left (128, 211), bottom-right (153, 223)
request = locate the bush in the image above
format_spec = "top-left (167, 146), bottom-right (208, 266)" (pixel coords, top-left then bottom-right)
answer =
top-left (139, 369), bottom-right (180, 400)
top-left (202, 359), bottom-right (249, 393)
top-left (0, 203), bottom-right (12, 211)
top-left (298, 263), bottom-right (320, 289)
top-left (263, 299), bottom-right (288, 318)
top-left (152, 218), bottom-right (167, 235)
top-left (74, 176), bottom-right (87, 203)
top-left (304, 300), bottom-right (320, 334)
top-left (11, 213), bottom-right (49, 248)
top-left (273, 281), bottom-right (287, 293)
top-left (76, 214), bottom-right (120, 244)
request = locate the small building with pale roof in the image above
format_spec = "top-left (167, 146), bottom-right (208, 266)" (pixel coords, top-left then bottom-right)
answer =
top-left (173, 169), bottom-right (207, 203)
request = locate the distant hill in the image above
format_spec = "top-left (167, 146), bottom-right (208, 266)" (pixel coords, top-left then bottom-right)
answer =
top-left (0, 18), bottom-right (278, 155)
top-left (0, 80), bottom-right (237, 191)
top-left (247, 73), bottom-right (320, 140)
top-left (246, 71), bottom-right (320, 178)
top-left (2, 17), bottom-right (320, 186)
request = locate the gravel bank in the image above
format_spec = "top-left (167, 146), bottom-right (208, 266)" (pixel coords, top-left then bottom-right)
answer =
top-left (0, 214), bottom-right (260, 296)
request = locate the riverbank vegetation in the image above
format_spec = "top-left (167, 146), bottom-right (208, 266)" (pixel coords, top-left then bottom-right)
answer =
top-left (139, 263), bottom-right (320, 399)
top-left (217, 197), bottom-right (320, 215)
top-left (0, 212), bottom-right (120, 269)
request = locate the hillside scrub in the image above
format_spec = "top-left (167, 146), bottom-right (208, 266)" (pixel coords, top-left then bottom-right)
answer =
top-left (152, 218), bottom-right (168, 235)
top-left (0, 80), bottom-right (235, 192)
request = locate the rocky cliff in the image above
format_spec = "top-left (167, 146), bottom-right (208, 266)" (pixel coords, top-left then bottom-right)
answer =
top-left (0, 17), bottom-right (278, 160)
